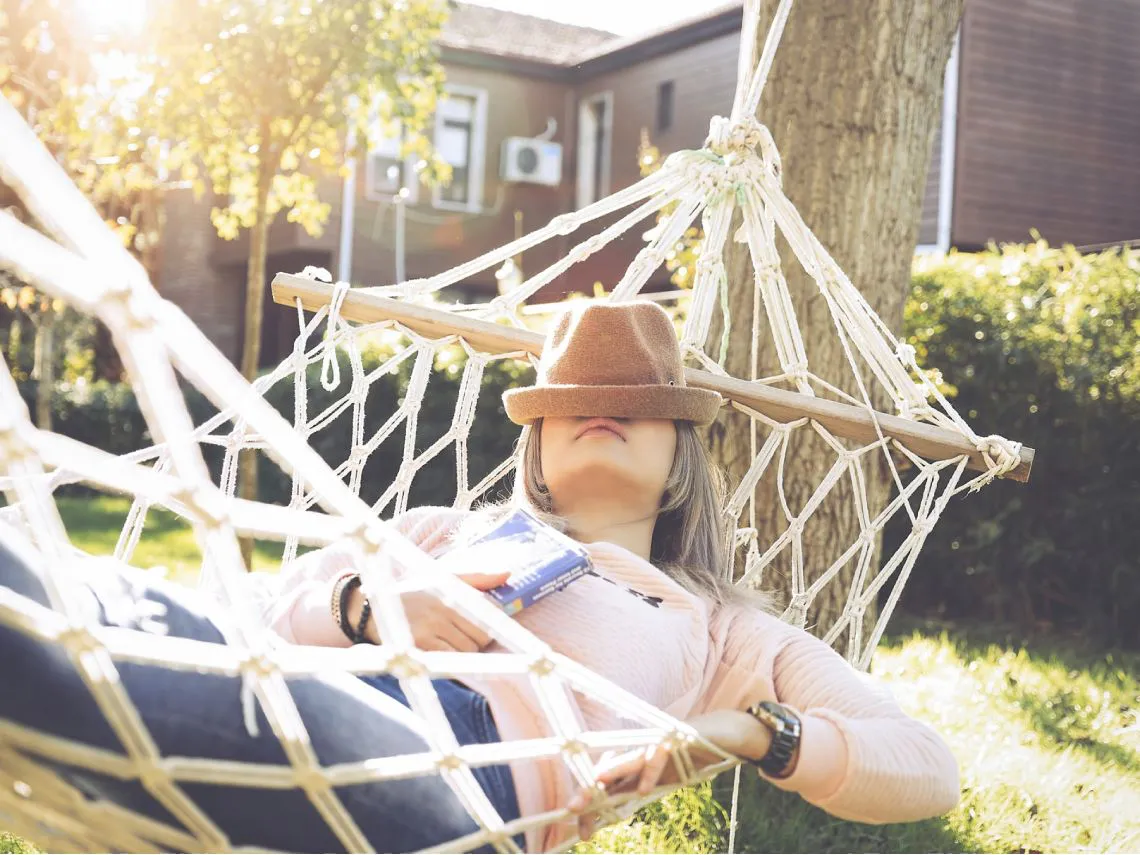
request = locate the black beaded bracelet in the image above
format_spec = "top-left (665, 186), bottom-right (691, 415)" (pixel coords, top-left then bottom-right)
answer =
top-left (336, 574), bottom-right (365, 643)
top-left (352, 597), bottom-right (372, 645)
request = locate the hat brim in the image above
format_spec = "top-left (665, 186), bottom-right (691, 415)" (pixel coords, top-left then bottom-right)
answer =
top-left (503, 384), bottom-right (722, 426)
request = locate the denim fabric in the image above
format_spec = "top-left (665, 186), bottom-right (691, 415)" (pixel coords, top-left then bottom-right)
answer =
top-left (0, 538), bottom-right (522, 853)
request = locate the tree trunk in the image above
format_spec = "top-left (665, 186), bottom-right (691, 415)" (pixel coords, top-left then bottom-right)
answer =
top-left (708, 0), bottom-right (962, 651)
top-left (237, 154), bottom-right (274, 568)
top-left (32, 307), bottom-right (54, 431)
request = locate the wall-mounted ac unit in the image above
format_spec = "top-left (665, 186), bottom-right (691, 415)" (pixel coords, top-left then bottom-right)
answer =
top-left (500, 137), bottom-right (562, 186)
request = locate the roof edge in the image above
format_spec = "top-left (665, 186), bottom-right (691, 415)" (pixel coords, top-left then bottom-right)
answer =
top-left (441, 3), bottom-right (744, 80)
top-left (573, 4), bottom-right (743, 77)
top-left (439, 44), bottom-right (575, 81)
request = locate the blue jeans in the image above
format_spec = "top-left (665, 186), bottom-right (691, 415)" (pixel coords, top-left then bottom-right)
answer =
top-left (0, 535), bottom-right (522, 852)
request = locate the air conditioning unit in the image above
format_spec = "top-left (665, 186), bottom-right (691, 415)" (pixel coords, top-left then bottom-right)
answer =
top-left (500, 137), bottom-right (562, 186)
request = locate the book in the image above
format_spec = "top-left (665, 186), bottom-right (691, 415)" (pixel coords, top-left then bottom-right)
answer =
top-left (459, 508), bottom-right (591, 615)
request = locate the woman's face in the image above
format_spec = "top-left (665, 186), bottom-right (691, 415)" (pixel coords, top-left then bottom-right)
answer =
top-left (539, 417), bottom-right (677, 514)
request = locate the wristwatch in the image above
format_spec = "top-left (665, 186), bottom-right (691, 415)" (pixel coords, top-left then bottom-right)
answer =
top-left (745, 701), bottom-right (802, 779)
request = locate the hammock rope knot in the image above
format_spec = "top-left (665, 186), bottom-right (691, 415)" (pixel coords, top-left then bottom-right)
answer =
top-left (706, 115), bottom-right (767, 157)
top-left (972, 434), bottom-right (1024, 488)
top-left (529, 655), bottom-right (556, 677)
top-left (437, 752), bottom-right (465, 772)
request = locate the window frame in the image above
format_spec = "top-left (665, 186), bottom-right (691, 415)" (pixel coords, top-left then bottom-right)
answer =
top-left (431, 84), bottom-right (489, 214)
top-left (363, 115), bottom-right (420, 205)
top-left (576, 90), bottom-right (614, 210)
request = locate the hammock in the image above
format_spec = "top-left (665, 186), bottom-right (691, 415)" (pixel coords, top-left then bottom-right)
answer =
top-left (0, 0), bottom-right (1032, 851)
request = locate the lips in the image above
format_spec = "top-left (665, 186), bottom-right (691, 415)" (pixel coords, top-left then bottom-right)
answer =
top-left (576, 417), bottom-right (626, 440)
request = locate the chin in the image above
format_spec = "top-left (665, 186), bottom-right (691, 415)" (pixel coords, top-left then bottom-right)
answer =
top-left (548, 457), bottom-right (661, 504)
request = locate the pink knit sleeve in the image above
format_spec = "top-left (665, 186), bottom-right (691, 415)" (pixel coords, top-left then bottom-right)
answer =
top-left (255, 506), bottom-right (469, 645)
top-left (706, 606), bottom-right (960, 824)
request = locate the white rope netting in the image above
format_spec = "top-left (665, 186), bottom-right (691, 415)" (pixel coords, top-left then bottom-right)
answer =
top-left (0, 0), bottom-right (1027, 851)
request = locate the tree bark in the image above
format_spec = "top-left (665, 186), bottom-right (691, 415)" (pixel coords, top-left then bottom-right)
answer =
top-left (708, 0), bottom-right (962, 650)
top-left (237, 152), bottom-right (274, 568)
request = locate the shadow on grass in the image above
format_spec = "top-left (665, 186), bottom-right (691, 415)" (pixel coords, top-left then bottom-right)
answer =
top-left (884, 614), bottom-right (1140, 679)
top-left (1009, 686), bottom-right (1140, 779)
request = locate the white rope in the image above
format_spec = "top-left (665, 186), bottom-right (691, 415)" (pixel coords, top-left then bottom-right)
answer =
top-left (0, 0), bottom-right (1027, 846)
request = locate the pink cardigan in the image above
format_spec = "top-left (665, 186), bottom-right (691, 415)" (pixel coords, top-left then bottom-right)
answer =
top-left (248, 507), bottom-right (959, 850)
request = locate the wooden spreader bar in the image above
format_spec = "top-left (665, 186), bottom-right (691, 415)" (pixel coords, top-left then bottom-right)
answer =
top-left (272, 273), bottom-right (1034, 483)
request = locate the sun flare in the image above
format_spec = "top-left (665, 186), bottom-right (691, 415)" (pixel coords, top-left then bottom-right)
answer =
top-left (74, 0), bottom-right (148, 35)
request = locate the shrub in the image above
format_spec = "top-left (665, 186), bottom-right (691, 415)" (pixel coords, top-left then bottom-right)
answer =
top-left (898, 240), bottom-right (1140, 646)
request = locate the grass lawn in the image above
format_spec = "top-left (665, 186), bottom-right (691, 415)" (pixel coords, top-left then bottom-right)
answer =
top-left (52, 494), bottom-right (290, 579)
top-left (2, 497), bottom-right (1138, 853)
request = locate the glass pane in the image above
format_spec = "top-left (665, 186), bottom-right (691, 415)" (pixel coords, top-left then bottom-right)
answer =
top-left (438, 121), bottom-right (471, 167)
top-left (438, 94), bottom-right (475, 122)
top-left (370, 156), bottom-right (402, 193)
top-left (441, 165), bottom-right (469, 204)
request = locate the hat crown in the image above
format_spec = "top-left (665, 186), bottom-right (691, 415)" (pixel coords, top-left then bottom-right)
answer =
top-left (540, 302), bottom-right (683, 388)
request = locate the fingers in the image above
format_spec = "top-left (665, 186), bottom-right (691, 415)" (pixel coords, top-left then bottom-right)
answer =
top-left (637, 744), bottom-right (673, 796)
top-left (432, 614), bottom-right (491, 653)
top-left (456, 570), bottom-right (512, 591)
top-left (578, 812), bottom-right (596, 841)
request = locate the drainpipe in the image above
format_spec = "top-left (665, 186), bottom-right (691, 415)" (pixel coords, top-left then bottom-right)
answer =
top-left (338, 105), bottom-right (359, 283)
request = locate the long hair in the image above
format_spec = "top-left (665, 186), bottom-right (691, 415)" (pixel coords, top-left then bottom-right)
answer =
top-left (496, 418), bottom-right (771, 609)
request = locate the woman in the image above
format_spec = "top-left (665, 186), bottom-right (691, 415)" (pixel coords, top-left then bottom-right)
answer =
top-left (0, 301), bottom-right (959, 854)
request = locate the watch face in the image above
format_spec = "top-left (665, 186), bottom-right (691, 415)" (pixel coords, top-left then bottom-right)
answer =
top-left (750, 702), bottom-right (801, 779)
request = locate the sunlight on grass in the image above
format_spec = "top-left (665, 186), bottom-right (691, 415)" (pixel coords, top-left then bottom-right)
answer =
top-left (581, 625), bottom-right (1140, 854)
top-left (55, 494), bottom-right (287, 580)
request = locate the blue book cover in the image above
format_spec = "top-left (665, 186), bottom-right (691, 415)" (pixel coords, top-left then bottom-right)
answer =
top-left (463, 508), bottom-right (591, 615)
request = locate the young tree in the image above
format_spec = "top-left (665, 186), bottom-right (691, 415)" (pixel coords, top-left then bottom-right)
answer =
top-left (708, 1), bottom-right (964, 640)
top-left (141, 0), bottom-right (450, 564)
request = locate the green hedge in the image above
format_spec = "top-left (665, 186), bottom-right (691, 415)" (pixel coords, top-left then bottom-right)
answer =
top-left (898, 241), bottom-right (1139, 646)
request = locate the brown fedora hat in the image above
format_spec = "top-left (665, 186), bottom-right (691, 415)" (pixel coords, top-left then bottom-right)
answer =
top-left (503, 301), bottom-right (722, 426)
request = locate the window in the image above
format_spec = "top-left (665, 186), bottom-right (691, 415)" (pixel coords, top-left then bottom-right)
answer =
top-left (577, 91), bottom-right (613, 209)
top-left (656, 80), bottom-right (675, 133)
top-left (433, 86), bottom-right (488, 212)
top-left (364, 113), bottom-right (419, 204)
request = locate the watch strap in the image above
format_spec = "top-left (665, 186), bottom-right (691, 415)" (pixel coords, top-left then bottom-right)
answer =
top-left (745, 701), bottom-right (802, 779)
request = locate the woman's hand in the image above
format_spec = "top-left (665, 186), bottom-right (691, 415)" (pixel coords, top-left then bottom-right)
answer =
top-left (567, 709), bottom-right (773, 840)
top-left (344, 570), bottom-right (510, 651)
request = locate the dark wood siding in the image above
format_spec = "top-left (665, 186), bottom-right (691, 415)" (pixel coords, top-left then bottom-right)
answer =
top-left (918, 113), bottom-right (943, 247)
top-left (565, 31), bottom-right (742, 292)
top-left (952, 0), bottom-right (1140, 249)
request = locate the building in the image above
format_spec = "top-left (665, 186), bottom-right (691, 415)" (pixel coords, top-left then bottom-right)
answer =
top-left (157, 0), bottom-right (1140, 366)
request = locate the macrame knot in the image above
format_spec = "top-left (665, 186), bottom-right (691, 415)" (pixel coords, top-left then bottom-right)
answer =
top-left (300, 265), bottom-right (332, 283)
top-left (561, 737), bottom-right (587, 756)
top-left (913, 517), bottom-right (937, 537)
top-left (706, 115), bottom-right (766, 156)
top-left (387, 651), bottom-right (425, 679)
top-left (895, 340), bottom-right (918, 365)
top-left (137, 763), bottom-right (171, 794)
top-left (529, 655), bottom-right (556, 676)
top-left (174, 485), bottom-right (228, 529)
top-left (293, 766), bottom-right (330, 793)
top-left (971, 434), bottom-right (1023, 490)
top-left (436, 752), bottom-right (464, 772)
top-left (57, 623), bottom-right (98, 657)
